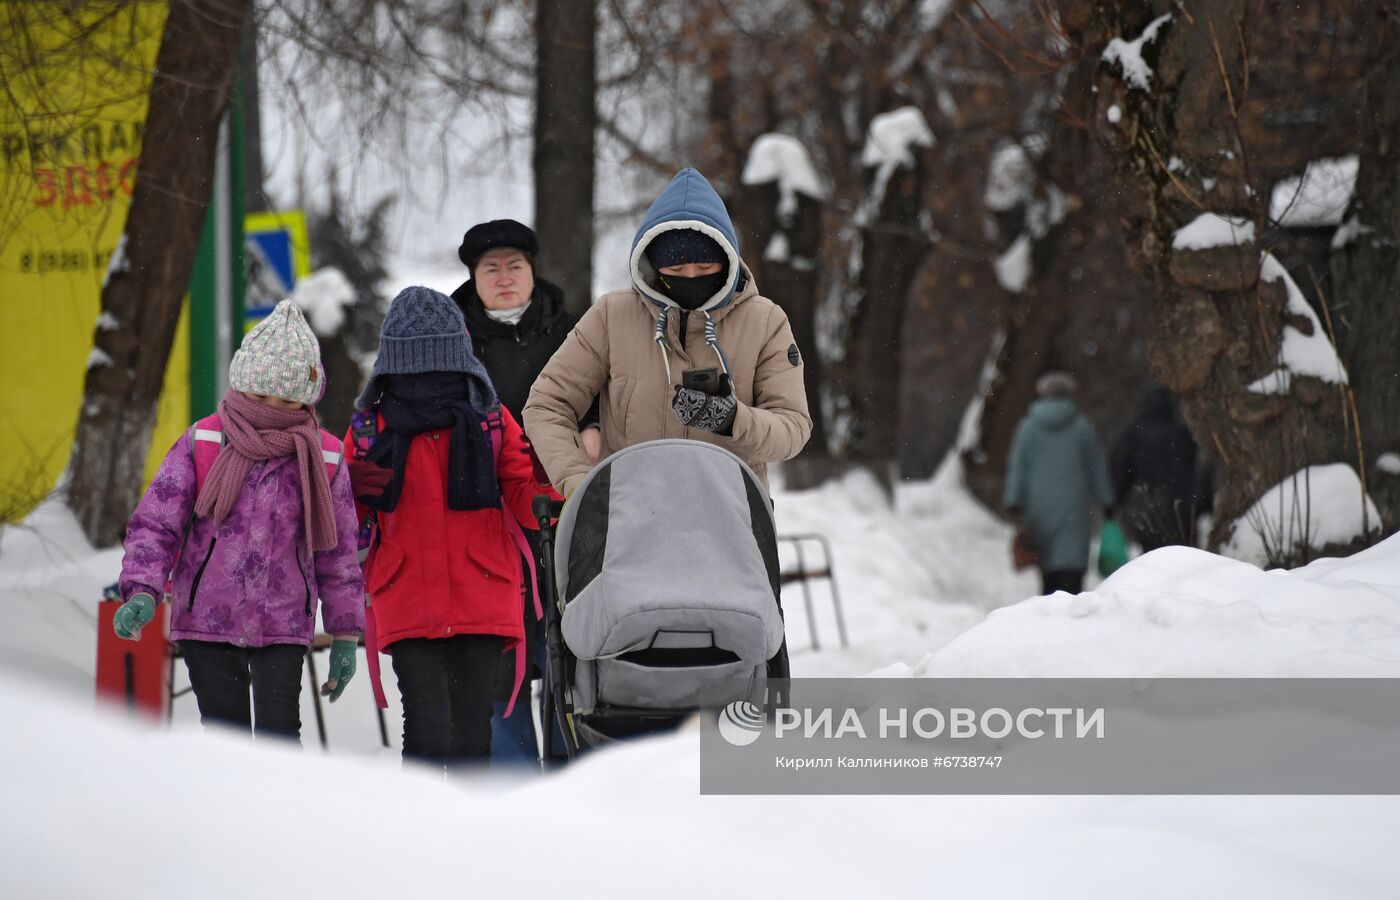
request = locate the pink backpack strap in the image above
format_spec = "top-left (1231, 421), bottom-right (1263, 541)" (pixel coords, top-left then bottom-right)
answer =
top-left (317, 428), bottom-right (344, 480)
top-left (484, 408), bottom-right (543, 718)
top-left (364, 596), bottom-right (388, 709)
top-left (191, 413), bottom-right (225, 492)
top-left (191, 415), bottom-right (342, 491)
top-left (348, 408), bottom-right (390, 709)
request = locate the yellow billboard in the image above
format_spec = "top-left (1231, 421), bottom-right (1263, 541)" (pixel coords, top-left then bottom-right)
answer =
top-left (0, 3), bottom-right (187, 522)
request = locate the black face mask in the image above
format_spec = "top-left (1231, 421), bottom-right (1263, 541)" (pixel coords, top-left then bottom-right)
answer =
top-left (658, 270), bottom-right (727, 310)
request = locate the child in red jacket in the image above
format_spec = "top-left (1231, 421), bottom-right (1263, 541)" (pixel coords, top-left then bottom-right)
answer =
top-left (347, 286), bottom-right (541, 772)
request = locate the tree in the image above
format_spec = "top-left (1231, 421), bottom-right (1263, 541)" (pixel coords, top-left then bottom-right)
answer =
top-left (305, 179), bottom-right (394, 434)
top-left (1330, 2), bottom-right (1400, 530)
top-left (69, 0), bottom-right (251, 547)
top-left (1052, 0), bottom-right (1389, 563)
top-left (534, 0), bottom-right (596, 314)
top-left (955, 4), bottom-right (1153, 510)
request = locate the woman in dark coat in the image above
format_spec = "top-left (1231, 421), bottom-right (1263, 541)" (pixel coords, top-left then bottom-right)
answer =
top-left (450, 219), bottom-right (597, 766)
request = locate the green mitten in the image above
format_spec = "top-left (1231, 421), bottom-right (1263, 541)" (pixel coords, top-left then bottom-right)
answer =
top-left (113, 593), bottom-right (157, 640)
top-left (321, 638), bottom-right (358, 702)
top-left (1098, 520), bottom-right (1129, 577)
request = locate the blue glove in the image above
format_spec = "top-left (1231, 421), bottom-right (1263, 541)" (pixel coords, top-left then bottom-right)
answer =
top-left (113, 593), bottom-right (157, 641)
top-left (320, 638), bottom-right (358, 703)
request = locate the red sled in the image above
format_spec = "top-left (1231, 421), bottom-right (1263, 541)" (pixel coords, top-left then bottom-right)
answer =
top-left (95, 599), bottom-right (171, 720)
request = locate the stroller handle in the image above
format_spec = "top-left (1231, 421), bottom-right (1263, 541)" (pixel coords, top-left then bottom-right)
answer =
top-left (533, 495), bottom-right (566, 530)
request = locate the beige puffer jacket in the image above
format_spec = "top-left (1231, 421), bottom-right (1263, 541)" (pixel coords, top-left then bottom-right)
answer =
top-left (523, 265), bottom-right (811, 498)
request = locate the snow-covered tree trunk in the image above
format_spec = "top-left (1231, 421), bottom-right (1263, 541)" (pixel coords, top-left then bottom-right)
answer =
top-left (738, 136), bottom-right (835, 490)
top-left (960, 65), bottom-right (1153, 514)
top-left (68, 0), bottom-right (251, 548)
top-left (1055, 0), bottom-right (1381, 565)
top-left (824, 109), bottom-right (936, 490)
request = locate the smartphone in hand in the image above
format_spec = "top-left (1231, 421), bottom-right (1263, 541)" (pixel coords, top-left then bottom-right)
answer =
top-left (681, 367), bottom-right (721, 396)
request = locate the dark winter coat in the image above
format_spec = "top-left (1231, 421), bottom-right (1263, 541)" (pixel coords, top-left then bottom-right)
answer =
top-left (1110, 388), bottom-right (1199, 550)
top-left (450, 278), bottom-right (598, 429)
top-left (1004, 397), bottom-right (1115, 573)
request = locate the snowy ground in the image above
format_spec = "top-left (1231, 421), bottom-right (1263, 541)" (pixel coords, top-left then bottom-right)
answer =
top-left (3, 461), bottom-right (1399, 897)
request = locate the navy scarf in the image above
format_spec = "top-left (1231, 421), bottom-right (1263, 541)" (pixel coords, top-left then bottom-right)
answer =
top-left (362, 372), bottom-right (499, 513)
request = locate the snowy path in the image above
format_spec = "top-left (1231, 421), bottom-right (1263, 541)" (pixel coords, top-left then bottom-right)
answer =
top-left (4, 466), bottom-right (1400, 897)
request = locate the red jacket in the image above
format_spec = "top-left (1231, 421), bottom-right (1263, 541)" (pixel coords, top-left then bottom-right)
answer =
top-left (345, 407), bottom-right (541, 653)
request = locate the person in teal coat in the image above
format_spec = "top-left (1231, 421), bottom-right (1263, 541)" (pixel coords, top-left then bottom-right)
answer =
top-left (1004, 372), bottom-right (1115, 595)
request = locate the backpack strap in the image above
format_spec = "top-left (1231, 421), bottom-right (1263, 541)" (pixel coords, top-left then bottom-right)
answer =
top-left (483, 407), bottom-right (544, 719)
top-left (191, 413), bottom-right (225, 494)
top-left (192, 414), bottom-right (342, 492)
top-left (318, 429), bottom-right (344, 474)
top-left (350, 407), bottom-right (390, 710)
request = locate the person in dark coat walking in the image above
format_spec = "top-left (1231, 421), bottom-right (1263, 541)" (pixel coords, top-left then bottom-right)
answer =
top-left (1110, 385), bottom-right (1201, 552)
top-left (450, 219), bottom-right (597, 767)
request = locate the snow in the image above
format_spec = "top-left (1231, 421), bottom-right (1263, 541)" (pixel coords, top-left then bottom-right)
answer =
top-left (1270, 156), bottom-right (1358, 228)
top-left (742, 134), bottom-right (826, 220)
top-left (763, 232), bottom-right (791, 265)
top-left (6, 459), bottom-right (1400, 894)
top-left (993, 234), bottom-right (1032, 292)
top-left (984, 141), bottom-right (1035, 212)
top-left (1332, 215), bottom-right (1374, 250)
top-left (1106, 104), bottom-right (1122, 124)
top-left (96, 311), bottom-right (121, 331)
top-left (1222, 464), bottom-right (1381, 567)
top-left (1377, 453), bottom-right (1400, 475)
top-left (1246, 253), bottom-right (1347, 394)
top-left (10, 680), bottom-right (1400, 899)
top-left (86, 347), bottom-right (112, 369)
top-left (101, 233), bottom-right (128, 289)
top-left (928, 532), bottom-right (1400, 677)
top-left (1101, 13), bottom-right (1173, 92)
top-left (1171, 212), bottom-right (1255, 250)
top-left (860, 107), bottom-right (935, 171)
top-left (855, 107), bottom-right (935, 229)
top-left (291, 267), bottom-right (357, 337)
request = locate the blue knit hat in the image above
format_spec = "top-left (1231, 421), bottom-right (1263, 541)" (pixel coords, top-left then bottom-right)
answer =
top-left (644, 228), bottom-right (727, 269)
top-left (354, 286), bottom-right (497, 409)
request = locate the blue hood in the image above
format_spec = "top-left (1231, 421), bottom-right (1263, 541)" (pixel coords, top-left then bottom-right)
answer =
top-left (630, 168), bottom-right (743, 312)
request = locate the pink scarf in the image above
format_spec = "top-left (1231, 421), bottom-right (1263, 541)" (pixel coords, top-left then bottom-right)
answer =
top-left (193, 390), bottom-right (337, 555)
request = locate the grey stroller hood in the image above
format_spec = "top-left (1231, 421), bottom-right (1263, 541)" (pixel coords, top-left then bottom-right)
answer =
top-left (553, 439), bottom-right (785, 713)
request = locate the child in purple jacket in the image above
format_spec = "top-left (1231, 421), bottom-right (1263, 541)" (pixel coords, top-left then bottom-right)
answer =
top-left (113, 300), bottom-right (365, 742)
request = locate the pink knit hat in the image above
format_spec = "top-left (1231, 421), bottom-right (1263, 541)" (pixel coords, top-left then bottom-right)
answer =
top-left (228, 299), bottom-right (325, 405)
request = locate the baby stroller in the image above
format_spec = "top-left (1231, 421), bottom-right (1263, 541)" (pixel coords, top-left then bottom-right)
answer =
top-left (533, 439), bottom-right (789, 761)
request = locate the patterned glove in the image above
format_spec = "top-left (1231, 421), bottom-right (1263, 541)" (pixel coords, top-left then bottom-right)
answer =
top-left (672, 383), bottom-right (738, 435)
top-left (321, 638), bottom-right (358, 702)
top-left (113, 593), bottom-right (157, 641)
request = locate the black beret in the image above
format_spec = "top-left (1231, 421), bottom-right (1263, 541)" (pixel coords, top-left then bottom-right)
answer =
top-left (458, 219), bottom-right (539, 268)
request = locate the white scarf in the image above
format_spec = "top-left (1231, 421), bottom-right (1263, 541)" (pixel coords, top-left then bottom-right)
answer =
top-left (484, 301), bottom-right (531, 326)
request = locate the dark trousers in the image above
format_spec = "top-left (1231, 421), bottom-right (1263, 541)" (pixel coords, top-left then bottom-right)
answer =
top-left (392, 634), bottom-right (505, 770)
top-left (180, 640), bottom-right (305, 742)
top-left (1041, 570), bottom-right (1085, 595)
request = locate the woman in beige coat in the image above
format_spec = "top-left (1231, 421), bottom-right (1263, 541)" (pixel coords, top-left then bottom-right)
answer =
top-left (524, 168), bottom-right (811, 498)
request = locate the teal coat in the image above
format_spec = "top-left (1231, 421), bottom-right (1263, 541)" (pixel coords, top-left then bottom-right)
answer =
top-left (1004, 398), bottom-right (1115, 573)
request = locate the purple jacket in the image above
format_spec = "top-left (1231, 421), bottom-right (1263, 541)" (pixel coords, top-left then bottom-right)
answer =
top-left (120, 431), bottom-right (365, 647)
